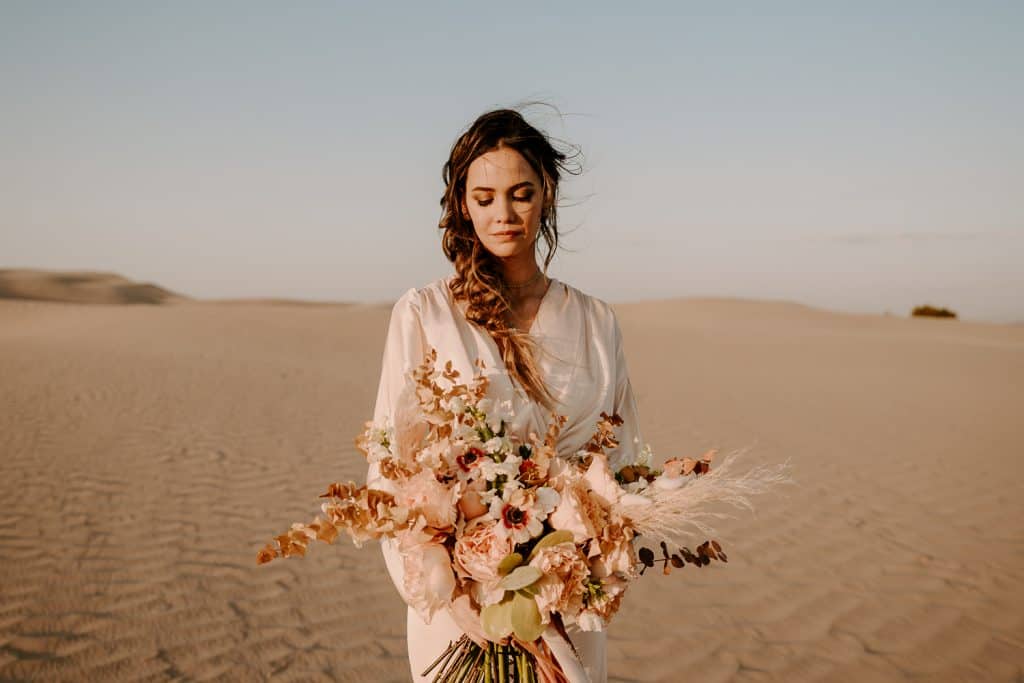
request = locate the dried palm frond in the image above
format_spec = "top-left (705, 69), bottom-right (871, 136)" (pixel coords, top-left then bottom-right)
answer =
top-left (620, 447), bottom-right (793, 547)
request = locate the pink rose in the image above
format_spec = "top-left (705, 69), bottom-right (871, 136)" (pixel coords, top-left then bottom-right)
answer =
top-left (401, 540), bottom-right (456, 623)
top-left (453, 519), bottom-right (513, 606)
top-left (548, 483), bottom-right (602, 544)
top-left (397, 470), bottom-right (458, 530)
top-left (528, 542), bottom-right (589, 623)
top-left (589, 522), bottom-right (638, 578)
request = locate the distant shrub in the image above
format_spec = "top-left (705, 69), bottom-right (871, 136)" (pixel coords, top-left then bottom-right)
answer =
top-left (911, 304), bottom-right (957, 319)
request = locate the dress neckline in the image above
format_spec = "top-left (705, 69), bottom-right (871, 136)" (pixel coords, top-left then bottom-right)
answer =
top-left (524, 276), bottom-right (559, 336)
top-left (441, 274), bottom-right (562, 338)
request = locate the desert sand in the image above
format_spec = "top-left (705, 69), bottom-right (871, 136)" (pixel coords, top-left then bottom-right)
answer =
top-left (0, 270), bottom-right (1021, 682)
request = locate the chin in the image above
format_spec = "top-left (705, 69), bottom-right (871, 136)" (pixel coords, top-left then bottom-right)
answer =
top-left (482, 243), bottom-right (524, 260)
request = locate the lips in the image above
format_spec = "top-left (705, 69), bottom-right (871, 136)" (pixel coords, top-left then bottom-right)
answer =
top-left (493, 231), bottom-right (523, 237)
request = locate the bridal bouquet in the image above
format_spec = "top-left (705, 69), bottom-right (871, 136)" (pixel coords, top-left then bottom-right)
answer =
top-left (258, 349), bottom-right (786, 682)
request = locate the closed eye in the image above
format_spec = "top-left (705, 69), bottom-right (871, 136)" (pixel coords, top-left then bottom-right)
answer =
top-left (474, 193), bottom-right (533, 207)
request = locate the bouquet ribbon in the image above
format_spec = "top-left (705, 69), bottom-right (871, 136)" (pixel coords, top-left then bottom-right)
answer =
top-left (537, 626), bottom-right (588, 683)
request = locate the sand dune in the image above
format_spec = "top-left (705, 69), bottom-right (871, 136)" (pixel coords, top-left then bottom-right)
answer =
top-left (0, 269), bottom-right (186, 305)
top-left (0, 290), bottom-right (1021, 681)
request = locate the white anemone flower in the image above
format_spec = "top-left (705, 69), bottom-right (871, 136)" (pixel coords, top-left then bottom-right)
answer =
top-left (479, 487), bottom-right (500, 506)
top-left (489, 485), bottom-right (561, 544)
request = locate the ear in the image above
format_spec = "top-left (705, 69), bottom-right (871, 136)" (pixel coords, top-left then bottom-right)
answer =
top-left (460, 198), bottom-right (471, 220)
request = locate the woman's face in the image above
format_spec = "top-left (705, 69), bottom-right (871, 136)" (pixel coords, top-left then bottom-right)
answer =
top-left (463, 146), bottom-right (544, 262)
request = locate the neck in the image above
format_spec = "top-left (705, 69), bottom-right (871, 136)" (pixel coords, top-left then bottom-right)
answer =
top-left (499, 253), bottom-right (541, 286)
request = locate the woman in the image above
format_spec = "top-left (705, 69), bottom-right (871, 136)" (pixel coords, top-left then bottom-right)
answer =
top-left (367, 108), bottom-right (644, 683)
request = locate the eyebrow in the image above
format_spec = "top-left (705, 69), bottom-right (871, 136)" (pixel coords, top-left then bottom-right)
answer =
top-left (469, 181), bottom-right (536, 193)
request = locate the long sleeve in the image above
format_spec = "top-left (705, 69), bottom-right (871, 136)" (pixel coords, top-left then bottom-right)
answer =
top-left (607, 308), bottom-right (644, 470)
top-left (367, 287), bottom-right (425, 493)
top-left (368, 287), bottom-right (425, 604)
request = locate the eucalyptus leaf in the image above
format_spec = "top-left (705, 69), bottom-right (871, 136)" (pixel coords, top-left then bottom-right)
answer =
top-left (517, 583), bottom-right (541, 598)
top-left (527, 529), bottom-right (574, 560)
top-left (499, 565), bottom-right (543, 590)
top-left (481, 599), bottom-right (514, 641)
top-left (510, 591), bottom-right (545, 642)
top-left (497, 552), bottom-right (523, 576)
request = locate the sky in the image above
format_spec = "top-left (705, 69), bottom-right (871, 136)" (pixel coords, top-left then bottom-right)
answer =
top-left (2, 2), bottom-right (1022, 321)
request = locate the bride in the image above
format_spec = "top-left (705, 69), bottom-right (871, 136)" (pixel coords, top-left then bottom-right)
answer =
top-left (367, 107), bottom-right (644, 683)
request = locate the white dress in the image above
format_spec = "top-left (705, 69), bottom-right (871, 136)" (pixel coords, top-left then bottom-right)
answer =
top-left (367, 275), bottom-right (644, 683)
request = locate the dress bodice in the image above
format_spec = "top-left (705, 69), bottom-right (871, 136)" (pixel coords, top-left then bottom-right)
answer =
top-left (370, 275), bottom-right (643, 468)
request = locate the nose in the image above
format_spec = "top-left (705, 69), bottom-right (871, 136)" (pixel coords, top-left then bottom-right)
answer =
top-left (495, 196), bottom-right (518, 225)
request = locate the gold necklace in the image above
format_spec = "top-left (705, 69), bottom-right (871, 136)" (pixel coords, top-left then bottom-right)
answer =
top-left (504, 269), bottom-right (544, 290)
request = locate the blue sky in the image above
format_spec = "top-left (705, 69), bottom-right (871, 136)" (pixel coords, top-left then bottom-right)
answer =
top-left (2, 2), bottom-right (1021, 320)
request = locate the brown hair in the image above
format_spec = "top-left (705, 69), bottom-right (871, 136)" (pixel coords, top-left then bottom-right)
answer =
top-left (439, 108), bottom-right (580, 410)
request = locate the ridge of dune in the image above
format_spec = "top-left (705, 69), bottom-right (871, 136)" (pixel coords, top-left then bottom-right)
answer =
top-left (0, 268), bottom-right (186, 305)
top-left (201, 297), bottom-right (352, 307)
